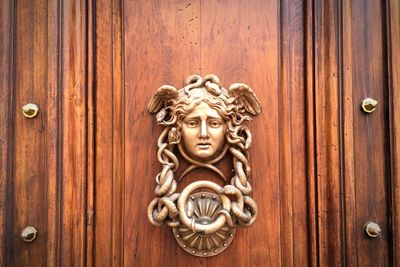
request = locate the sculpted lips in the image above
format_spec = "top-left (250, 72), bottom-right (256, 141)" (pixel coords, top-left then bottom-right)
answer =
top-left (197, 142), bottom-right (211, 149)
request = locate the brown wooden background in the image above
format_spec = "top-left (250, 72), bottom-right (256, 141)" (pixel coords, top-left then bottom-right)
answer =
top-left (1, 0), bottom-right (400, 266)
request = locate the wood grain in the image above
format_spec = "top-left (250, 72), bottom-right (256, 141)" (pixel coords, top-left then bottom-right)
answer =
top-left (59, 0), bottom-right (88, 266)
top-left (93, 0), bottom-right (125, 266)
top-left (120, 0), bottom-right (312, 266)
top-left (0, 0), bottom-right (14, 265)
top-left (94, 0), bottom-right (114, 265)
top-left (200, 1), bottom-right (280, 265)
top-left (12, 0), bottom-right (52, 265)
top-left (123, 1), bottom-right (201, 266)
top-left (45, 0), bottom-right (61, 265)
top-left (342, 1), bottom-right (357, 265)
top-left (387, 0), bottom-right (400, 266)
top-left (313, 0), bottom-right (392, 266)
top-left (343, 1), bottom-right (389, 266)
top-left (313, 1), bottom-right (343, 265)
top-left (279, 0), bottom-right (310, 265)
top-left (86, 0), bottom-right (95, 265)
top-left (0, 0), bottom-right (89, 265)
top-left (305, 0), bottom-right (318, 265)
top-left (2, 0), bottom-right (399, 266)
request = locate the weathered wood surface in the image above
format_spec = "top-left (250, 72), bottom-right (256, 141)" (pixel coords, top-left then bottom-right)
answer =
top-left (0, 0), bottom-right (89, 266)
top-left (1, 0), bottom-right (399, 266)
top-left (120, 0), bottom-right (310, 266)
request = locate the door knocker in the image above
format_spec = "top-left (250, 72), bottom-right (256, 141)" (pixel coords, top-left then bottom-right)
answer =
top-left (147, 74), bottom-right (261, 257)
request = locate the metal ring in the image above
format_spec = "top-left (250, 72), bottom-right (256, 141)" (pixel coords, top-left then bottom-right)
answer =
top-left (178, 180), bottom-right (231, 235)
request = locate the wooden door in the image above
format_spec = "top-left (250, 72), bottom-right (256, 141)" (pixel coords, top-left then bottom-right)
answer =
top-left (96, 0), bottom-right (310, 265)
top-left (1, 0), bottom-right (400, 266)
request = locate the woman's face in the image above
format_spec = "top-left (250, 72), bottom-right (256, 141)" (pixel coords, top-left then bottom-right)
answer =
top-left (181, 102), bottom-right (226, 161)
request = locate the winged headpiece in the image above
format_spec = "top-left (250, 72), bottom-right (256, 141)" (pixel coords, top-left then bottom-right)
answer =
top-left (148, 74), bottom-right (261, 117)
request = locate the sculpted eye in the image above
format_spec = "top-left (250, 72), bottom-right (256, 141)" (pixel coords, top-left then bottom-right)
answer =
top-left (186, 120), bottom-right (198, 128)
top-left (209, 120), bottom-right (222, 128)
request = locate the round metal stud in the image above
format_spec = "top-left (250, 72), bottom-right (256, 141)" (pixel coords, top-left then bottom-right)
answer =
top-left (361, 98), bottom-right (378, 114)
top-left (21, 226), bottom-right (37, 242)
top-left (364, 221), bottom-right (381, 238)
top-left (22, 103), bottom-right (39, 118)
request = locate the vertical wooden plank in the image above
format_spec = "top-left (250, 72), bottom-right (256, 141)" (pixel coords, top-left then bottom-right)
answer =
top-left (279, 1), bottom-right (295, 264)
top-left (286, 0), bottom-right (310, 265)
top-left (90, 0), bottom-right (126, 265)
top-left (315, 0), bottom-right (391, 265)
top-left (200, 0), bottom-right (280, 266)
top-left (92, 0), bottom-right (125, 266)
top-left (86, 0), bottom-right (95, 265)
top-left (60, 0), bottom-right (88, 265)
top-left (344, 0), bottom-right (389, 266)
top-left (279, 0), bottom-right (310, 265)
top-left (387, 0), bottom-right (400, 265)
top-left (111, 0), bottom-right (125, 265)
top-left (305, 0), bottom-right (318, 265)
top-left (341, 1), bottom-right (357, 265)
top-left (0, 0), bottom-right (14, 265)
top-left (11, 0), bottom-right (50, 265)
top-left (123, 1), bottom-right (201, 266)
top-left (313, 0), bottom-right (343, 265)
top-left (1, 0), bottom-right (63, 265)
top-left (94, 0), bottom-right (114, 265)
top-left (46, 0), bottom-right (61, 265)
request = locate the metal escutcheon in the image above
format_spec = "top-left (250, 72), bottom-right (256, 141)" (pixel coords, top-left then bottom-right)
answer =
top-left (22, 103), bottom-right (39, 118)
top-left (21, 226), bottom-right (38, 242)
top-left (364, 221), bottom-right (381, 238)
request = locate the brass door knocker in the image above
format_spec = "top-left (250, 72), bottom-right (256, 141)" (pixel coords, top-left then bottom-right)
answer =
top-left (147, 74), bottom-right (261, 257)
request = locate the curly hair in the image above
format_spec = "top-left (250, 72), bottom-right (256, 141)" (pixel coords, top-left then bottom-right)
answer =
top-left (161, 86), bottom-right (252, 151)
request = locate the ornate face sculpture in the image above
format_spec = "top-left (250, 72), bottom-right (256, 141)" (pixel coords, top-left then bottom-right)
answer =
top-left (147, 74), bottom-right (261, 257)
top-left (181, 101), bottom-right (226, 160)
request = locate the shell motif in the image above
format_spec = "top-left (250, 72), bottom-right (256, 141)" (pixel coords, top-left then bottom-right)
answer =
top-left (173, 192), bottom-right (236, 257)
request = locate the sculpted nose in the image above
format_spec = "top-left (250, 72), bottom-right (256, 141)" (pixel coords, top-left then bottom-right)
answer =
top-left (199, 120), bottom-right (209, 138)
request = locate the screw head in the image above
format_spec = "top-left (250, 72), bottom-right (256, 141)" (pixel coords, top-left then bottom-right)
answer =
top-left (22, 103), bottom-right (39, 118)
top-left (21, 226), bottom-right (38, 242)
top-left (364, 221), bottom-right (381, 238)
top-left (361, 98), bottom-right (378, 113)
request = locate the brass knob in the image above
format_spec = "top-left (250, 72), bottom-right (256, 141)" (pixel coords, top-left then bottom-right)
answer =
top-left (364, 221), bottom-right (381, 238)
top-left (361, 98), bottom-right (378, 113)
top-left (21, 226), bottom-right (37, 242)
top-left (22, 103), bottom-right (39, 118)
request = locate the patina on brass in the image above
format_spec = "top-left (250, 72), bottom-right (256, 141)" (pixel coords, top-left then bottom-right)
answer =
top-left (361, 98), bottom-right (378, 113)
top-left (21, 226), bottom-right (37, 242)
top-left (147, 74), bottom-right (261, 257)
top-left (22, 103), bottom-right (39, 118)
top-left (173, 192), bottom-right (236, 257)
top-left (364, 221), bottom-right (381, 238)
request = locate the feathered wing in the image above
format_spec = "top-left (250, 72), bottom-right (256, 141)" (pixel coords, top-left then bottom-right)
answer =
top-left (147, 85), bottom-right (179, 113)
top-left (228, 83), bottom-right (261, 115)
